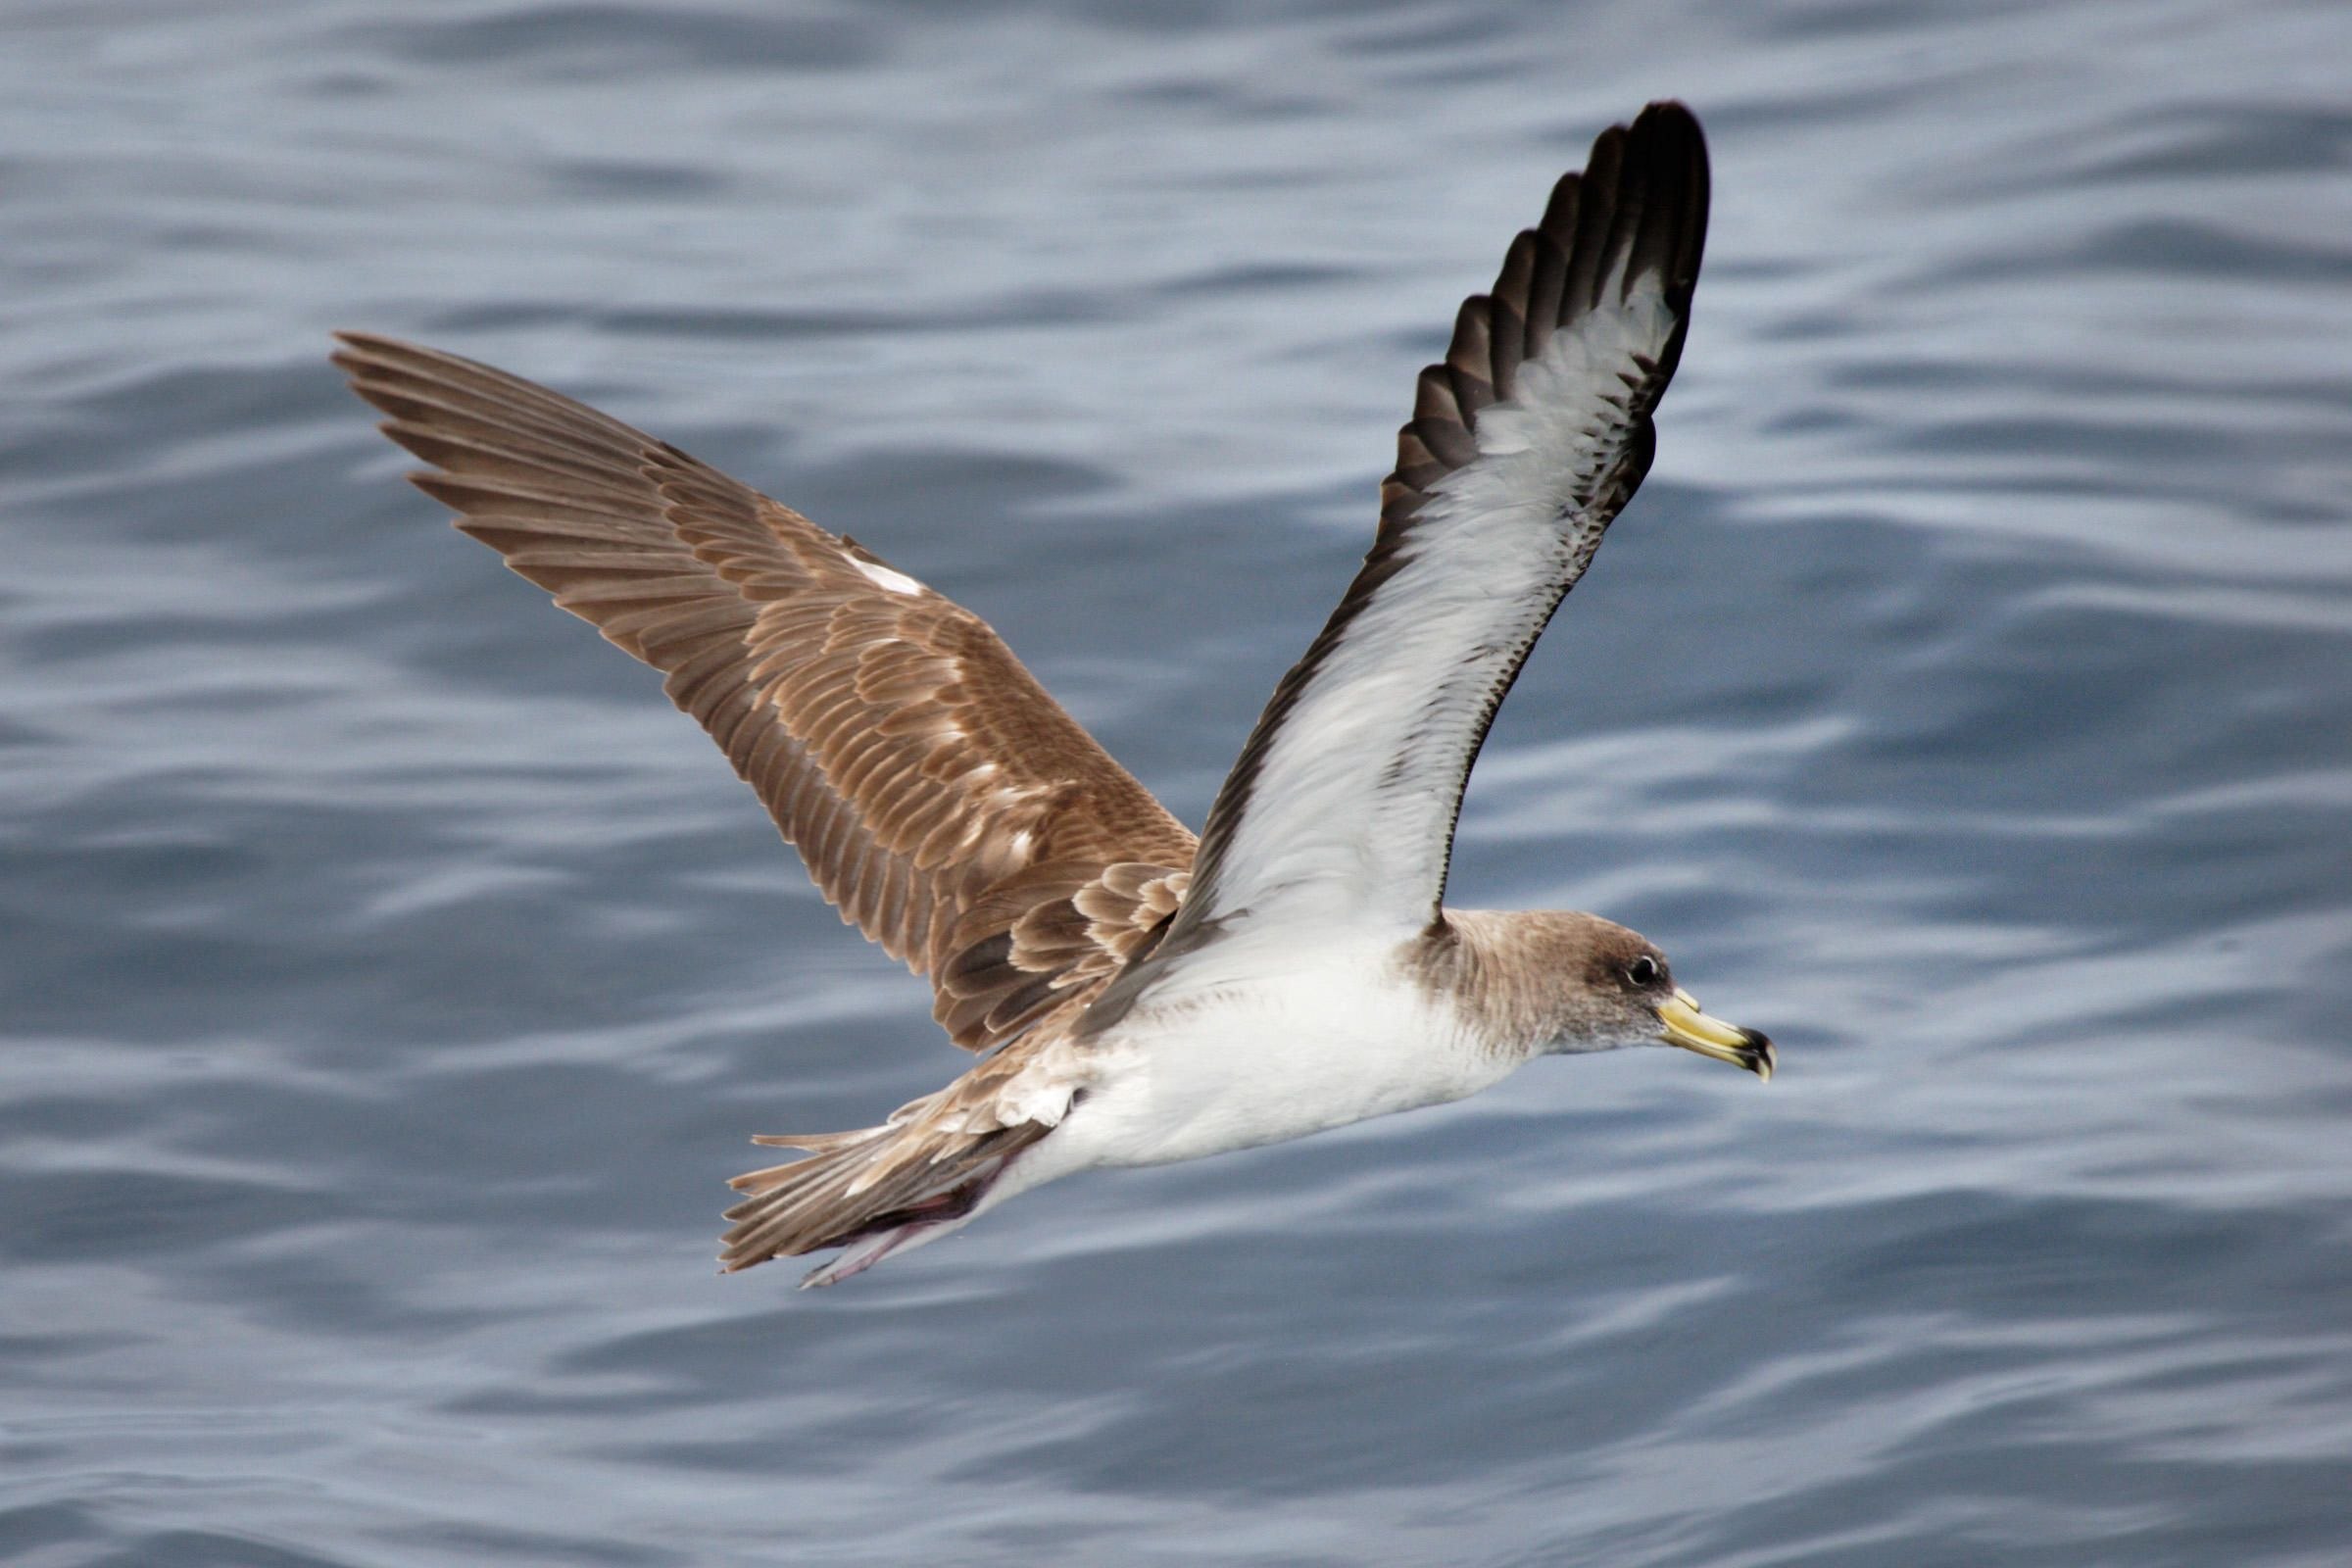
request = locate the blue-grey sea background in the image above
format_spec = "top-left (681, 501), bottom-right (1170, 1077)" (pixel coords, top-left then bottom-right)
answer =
top-left (6, 3), bottom-right (2350, 1564)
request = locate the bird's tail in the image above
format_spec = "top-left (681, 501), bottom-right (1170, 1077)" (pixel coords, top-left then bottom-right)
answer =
top-left (718, 1112), bottom-right (1048, 1287)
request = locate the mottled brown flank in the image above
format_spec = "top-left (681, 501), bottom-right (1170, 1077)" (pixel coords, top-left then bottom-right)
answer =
top-left (1404, 909), bottom-right (1667, 1057)
top-left (333, 332), bottom-right (1196, 1059)
top-left (1170, 102), bottom-right (1710, 938)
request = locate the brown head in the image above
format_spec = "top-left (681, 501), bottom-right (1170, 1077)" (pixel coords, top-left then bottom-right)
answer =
top-left (1426, 909), bottom-right (1774, 1079)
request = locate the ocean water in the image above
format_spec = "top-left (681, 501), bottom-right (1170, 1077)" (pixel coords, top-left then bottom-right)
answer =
top-left (4, 2), bottom-right (2350, 1564)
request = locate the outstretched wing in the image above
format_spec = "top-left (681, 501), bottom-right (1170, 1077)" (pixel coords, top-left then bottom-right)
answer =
top-left (334, 334), bottom-right (1195, 1051)
top-left (1162, 102), bottom-right (1709, 949)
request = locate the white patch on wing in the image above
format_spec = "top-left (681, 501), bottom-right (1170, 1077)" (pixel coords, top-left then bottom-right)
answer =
top-left (854, 558), bottom-right (925, 596)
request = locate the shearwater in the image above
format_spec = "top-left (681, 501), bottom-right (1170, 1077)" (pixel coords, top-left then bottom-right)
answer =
top-left (336, 101), bottom-right (1772, 1289)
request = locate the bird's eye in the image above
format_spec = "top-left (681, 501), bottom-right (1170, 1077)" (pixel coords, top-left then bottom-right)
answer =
top-left (1627, 956), bottom-right (1661, 987)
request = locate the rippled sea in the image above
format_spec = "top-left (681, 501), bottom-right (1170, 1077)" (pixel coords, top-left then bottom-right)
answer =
top-left (6, 3), bottom-right (2350, 1564)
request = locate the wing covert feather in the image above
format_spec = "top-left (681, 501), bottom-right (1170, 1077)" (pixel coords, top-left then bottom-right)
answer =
top-left (335, 333), bottom-right (1195, 1051)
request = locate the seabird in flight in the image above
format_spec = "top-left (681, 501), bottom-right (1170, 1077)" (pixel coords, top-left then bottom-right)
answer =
top-left (335, 100), bottom-right (1771, 1288)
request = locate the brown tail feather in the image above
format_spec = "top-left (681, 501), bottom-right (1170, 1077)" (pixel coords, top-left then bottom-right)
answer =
top-left (717, 1119), bottom-right (1048, 1275)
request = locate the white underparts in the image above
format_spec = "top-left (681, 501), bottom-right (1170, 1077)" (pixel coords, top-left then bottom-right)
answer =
top-left (1001, 930), bottom-right (1524, 1193)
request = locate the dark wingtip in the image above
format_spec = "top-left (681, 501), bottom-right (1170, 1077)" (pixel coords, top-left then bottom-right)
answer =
top-left (1375, 97), bottom-right (1711, 537)
top-left (1624, 100), bottom-right (1711, 296)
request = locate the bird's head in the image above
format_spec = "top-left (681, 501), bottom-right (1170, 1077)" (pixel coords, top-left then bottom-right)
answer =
top-left (1448, 909), bottom-right (1773, 1079)
top-left (1563, 916), bottom-right (1773, 1079)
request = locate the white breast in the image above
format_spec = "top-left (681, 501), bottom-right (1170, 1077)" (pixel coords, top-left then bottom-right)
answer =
top-left (1034, 934), bottom-right (1525, 1174)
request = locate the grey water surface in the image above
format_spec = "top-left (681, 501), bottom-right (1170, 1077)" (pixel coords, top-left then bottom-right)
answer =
top-left (5, 2), bottom-right (2351, 1564)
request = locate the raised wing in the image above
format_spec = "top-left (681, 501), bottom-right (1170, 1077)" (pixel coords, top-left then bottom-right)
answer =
top-left (1163, 102), bottom-right (1709, 948)
top-left (334, 334), bottom-right (1195, 1051)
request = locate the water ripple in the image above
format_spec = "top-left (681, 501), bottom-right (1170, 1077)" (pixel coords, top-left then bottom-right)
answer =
top-left (4, 2), bottom-right (2349, 1565)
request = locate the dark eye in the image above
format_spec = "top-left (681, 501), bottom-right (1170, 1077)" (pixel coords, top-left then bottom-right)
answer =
top-left (1627, 956), bottom-right (1661, 987)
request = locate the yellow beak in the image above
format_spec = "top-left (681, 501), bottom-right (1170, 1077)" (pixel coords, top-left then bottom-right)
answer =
top-left (1658, 988), bottom-right (1774, 1082)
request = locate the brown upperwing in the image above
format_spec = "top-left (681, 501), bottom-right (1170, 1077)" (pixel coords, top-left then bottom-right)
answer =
top-left (333, 333), bottom-right (1196, 1052)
